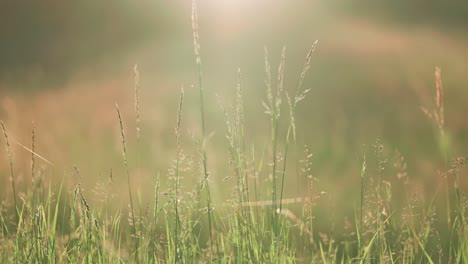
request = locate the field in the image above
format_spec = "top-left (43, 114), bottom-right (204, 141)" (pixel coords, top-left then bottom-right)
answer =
top-left (0, 1), bottom-right (467, 263)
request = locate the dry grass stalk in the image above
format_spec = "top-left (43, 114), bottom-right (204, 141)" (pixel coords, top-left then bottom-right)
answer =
top-left (235, 67), bottom-right (244, 127)
top-left (291, 40), bottom-right (319, 142)
top-left (263, 47), bottom-right (273, 114)
top-left (276, 46), bottom-right (286, 112)
top-left (14, 139), bottom-right (54, 167)
top-left (133, 64), bottom-right (141, 141)
top-left (31, 122), bottom-right (35, 180)
top-left (297, 40), bottom-right (319, 97)
top-left (241, 196), bottom-right (310, 207)
top-left (191, 0), bottom-right (217, 256)
top-left (421, 67), bottom-right (444, 130)
top-left (73, 165), bottom-right (91, 221)
top-left (435, 67), bottom-right (444, 128)
top-left (174, 86), bottom-right (184, 263)
top-left (191, 0), bottom-right (201, 67)
top-left (0, 121), bottom-right (17, 216)
top-left (276, 208), bottom-right (313, 242)
top-left (115, 103), bottom-right (138, 257)
top-left (116, 104), bottom-right (129, 171)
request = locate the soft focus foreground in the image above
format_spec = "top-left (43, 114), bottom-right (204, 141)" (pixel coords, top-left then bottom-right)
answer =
top-left (0, 1), bottom-right (467, 263)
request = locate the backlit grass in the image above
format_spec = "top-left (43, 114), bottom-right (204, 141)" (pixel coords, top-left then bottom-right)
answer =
top-left (0, 2), bottom-right (466, 263)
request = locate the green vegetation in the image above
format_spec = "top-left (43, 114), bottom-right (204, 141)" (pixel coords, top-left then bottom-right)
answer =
top-left (0, 2), bottom-right (467, 263)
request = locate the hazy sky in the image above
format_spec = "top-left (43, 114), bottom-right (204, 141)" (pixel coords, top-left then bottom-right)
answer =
top-left (1, 1), bottom-right (467, 91)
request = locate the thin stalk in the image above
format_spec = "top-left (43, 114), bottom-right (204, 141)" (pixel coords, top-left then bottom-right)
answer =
top-left (236, 67), bottom-right (249, 205)
top-left (360, 153), bottom-right (367, 254)
top-left (115, 104), bottom-right (138, 262)
top-left (133, 64), bottom-right (143, 262)
top-left (271, 115), bottom-right (279, 237)
top-left (291, 41), bottom-right (318, 196)
top-left (263, 46), bottom-right (281, 238)
top-left (251, 144), bottom-right (259, 203)
top-left (302, 145), bottom-right (314, 245)
top-left (191, 0), bottom-right (217, 256)
top-left (281, 41), bottom-right (318, 214)
top-left (31, 121), bottom-right (35, 182)
top-left (174, 86), bottom-right (184, 263)
top-left (375, 141), bottom-right (384, 255)
top-left (133, 64), bottom-right (141, 143)
top-left (1, 121), bottom-right (18, 221)
top-left (152, 173), bottom-right (160, 238)
top-left (279, 126), bottom-right (291, 213)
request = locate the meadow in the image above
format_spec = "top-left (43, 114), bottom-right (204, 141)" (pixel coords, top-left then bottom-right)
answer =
top-left (0, 1), bottom-right (467, 263)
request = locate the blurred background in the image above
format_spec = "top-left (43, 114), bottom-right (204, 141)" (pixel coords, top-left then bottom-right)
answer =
top-left (0, 0), bottom-right (467, 232)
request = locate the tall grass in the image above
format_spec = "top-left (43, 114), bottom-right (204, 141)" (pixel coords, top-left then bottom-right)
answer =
top-left (115, 103), bottom-right (138, 261)
top-left (1, 121), bottom-right (18, 221)
top-left (133, 64), bottom-right (141, 143)
top-left (0, 5), bottom-right (466, 264)
top-left (262, 46), bottom-right (283, 240)
top-left (191, 0), bottom-right (217, 258)
top-left (174, 86), bottom-right (184, 262)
